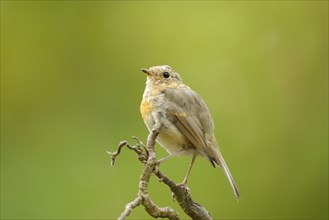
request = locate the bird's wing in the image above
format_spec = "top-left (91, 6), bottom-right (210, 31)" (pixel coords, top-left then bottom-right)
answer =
top-left (163, 86), bottom-right (217, 164)
top-left (164, 86), bottom-right (241, 199)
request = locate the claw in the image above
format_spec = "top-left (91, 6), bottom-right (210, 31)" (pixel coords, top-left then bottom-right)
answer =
top-left (171, 192), bottom-right (176, 201)
top-left (177, 183), bottom-right (190, 196)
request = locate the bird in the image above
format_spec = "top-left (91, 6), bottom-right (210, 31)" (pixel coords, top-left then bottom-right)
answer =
top-left (140, 65), bottom-right (240, 200)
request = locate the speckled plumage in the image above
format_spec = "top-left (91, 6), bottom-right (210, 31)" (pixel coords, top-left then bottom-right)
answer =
top-left (140, 65), bottom-right (240, 199)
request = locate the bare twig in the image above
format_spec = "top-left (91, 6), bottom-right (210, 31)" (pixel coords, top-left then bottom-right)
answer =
top-left (137, 128), bottom-right (180, 219)
top-left (155, 170), bottom-right (212, 220)
top-left (107, 139), bottom-right (148, 165)
top-left (118, 196), bottom-right (142, 220)
top-left (110, 129), bottom-right (212, 220)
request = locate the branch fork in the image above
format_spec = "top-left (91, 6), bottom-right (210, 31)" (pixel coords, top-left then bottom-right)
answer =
top-left (108, 129), bottom-right (212, 220)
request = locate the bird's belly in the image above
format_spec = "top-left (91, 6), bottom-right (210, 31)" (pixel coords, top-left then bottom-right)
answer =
top-left (141, 100), bottom-right (193, 156)
top-left (157, 124), bottom-right (195, 156)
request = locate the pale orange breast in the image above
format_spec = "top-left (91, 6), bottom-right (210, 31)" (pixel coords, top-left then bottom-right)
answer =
top-left (140, 99), bottom-right (152, 122)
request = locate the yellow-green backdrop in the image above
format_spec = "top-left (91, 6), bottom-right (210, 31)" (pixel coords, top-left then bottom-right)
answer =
top-left (1, 1), bottom-right (328, 219)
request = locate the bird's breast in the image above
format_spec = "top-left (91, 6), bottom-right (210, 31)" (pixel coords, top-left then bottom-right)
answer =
top-left (140, 99), bottom-right (152, 124)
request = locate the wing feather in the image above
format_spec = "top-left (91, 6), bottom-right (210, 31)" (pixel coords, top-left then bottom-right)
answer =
top-left (163, 86), bottom-right (240, 199)
top-left (163, 87), bottom-right (214, 159)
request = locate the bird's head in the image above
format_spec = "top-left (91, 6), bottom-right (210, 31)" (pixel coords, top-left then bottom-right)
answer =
top-left (141, 65), bottom-right (183, 87)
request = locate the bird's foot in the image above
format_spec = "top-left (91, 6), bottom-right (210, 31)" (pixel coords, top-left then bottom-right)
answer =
top-left (176, 182), bottom-right (191, 196)
top-left (171, 192), bottom-right (176, 201)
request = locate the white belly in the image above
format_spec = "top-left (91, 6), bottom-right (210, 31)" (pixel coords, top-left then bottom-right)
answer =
top-left (145, 118), bottom-right (193, 156)
top-left (157, 125), bottom-right (186, 154)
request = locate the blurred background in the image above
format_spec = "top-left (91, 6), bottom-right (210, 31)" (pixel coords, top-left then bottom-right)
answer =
top-left (1, 1), bottom-right (328, 219)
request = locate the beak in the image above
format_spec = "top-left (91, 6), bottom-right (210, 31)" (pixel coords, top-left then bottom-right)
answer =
top-left (141, 68), bottom-right (151, 76)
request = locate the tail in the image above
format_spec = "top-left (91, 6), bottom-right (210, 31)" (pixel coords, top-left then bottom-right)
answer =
top-left (212, 153), bottom-right (240, 200)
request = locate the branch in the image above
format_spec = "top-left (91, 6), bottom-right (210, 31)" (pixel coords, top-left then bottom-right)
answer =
top-left (109, 130), bottom-right (212, 220)
top-left (118, 197), bottom-right (142, 220)
top-left (155, 170), bottom-right (212, 220)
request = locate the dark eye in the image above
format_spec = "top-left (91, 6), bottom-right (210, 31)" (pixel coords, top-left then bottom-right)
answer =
top-left (163, 72), bottom-right (170, 78)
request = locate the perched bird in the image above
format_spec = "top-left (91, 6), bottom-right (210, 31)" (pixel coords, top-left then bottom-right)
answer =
top-left (140, 65), bottom-right (240, 200)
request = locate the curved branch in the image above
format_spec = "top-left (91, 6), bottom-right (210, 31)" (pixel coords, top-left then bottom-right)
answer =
top-left (118, 197), bottom-right (142, 220)
top-left (155, 170), bottom-right (212, 220)
top-left (109, 130), bottom-right (212, 220)
top-left (138, 128), bottom-right (180, 219)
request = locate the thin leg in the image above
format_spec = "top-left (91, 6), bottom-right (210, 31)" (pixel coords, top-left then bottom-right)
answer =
top-left (157, 149), bottom-right (185, 164)
top-left (181, 154), bottom-right (197, 186)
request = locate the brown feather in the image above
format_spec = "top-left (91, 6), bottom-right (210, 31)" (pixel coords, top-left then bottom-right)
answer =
top-left (163, 86), bottom-right (240, 199)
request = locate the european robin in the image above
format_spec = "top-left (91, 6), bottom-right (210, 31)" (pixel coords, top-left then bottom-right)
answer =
top-left (140, 65), bottom-right (240, 200)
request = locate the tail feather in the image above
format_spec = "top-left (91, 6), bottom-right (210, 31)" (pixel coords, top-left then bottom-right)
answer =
top-left (213, 154), bottom-right (240, 200)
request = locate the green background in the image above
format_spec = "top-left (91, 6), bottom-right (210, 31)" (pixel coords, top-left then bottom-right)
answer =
top-left (1, 1), bottom-right (328, 219)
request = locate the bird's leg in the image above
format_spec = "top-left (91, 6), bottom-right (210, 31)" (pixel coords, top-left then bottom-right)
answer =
top-left (179, 154), bottom-right (197, 187)
top-left (154, 149), bottom-right (185, 175)
top-left (156, 149), bottom-right (185, 164)
top-left (170, 154), bottom-right (197, 199)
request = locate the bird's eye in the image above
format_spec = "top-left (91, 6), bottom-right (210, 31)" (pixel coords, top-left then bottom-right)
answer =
top-left (163, 72), bottom-right (170, 78)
